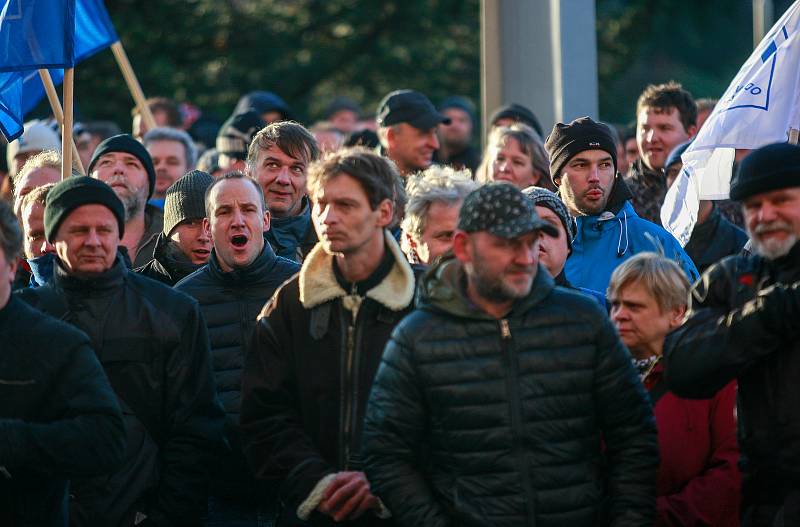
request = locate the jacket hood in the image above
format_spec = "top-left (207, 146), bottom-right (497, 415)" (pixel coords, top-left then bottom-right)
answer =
top-left (152, 232), bottom-right (203, 282)
top-left (299, 230), bottom-right (415, 311)
top-left (418, 253), bottom-right (555, 320)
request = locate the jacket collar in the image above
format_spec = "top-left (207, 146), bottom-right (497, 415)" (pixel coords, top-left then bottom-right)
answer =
top-left (265, 199), bottom-right (312, 252)
top-left (208, 234), bottom-right (280, 285)
top-left (53, 251), bottom-right (127, 292)
top-left (299, 229), bottom-right (415, 311)
top-left (153, 232), bottom-right (202, 281)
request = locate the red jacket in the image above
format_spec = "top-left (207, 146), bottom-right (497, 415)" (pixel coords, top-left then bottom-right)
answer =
top-left (645, 364), bottom-right (741, 526)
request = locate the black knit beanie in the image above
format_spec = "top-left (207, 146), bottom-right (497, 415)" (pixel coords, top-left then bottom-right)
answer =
top-left (163, 170), bottom-right (215, 236)
top-left (216, 110), bottom-right (265, 160)
top-left (730, 142), bottom-right (800, 201)
top-left (45, 176), bottom-right (125, 242)
top-left (490, 103), bottom-right (544, 138)
top-left (87, 134), bottom-right (157, 199)
top-left (544, 117), bottom-right (617, 185)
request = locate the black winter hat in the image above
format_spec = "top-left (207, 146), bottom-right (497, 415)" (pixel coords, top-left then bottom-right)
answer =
top-left (730, 142), bottom-right (800, 201)
top-left (45, 176), bottom-right (125, 243)
top-left (544, 117), bottom-right (617, 184)
top-left (439, 96), bottom-right (476, 122)
top-left (216, 111), bottom-right (265, 161)
top-left (522, 186), bottom-right (575, 251)
top-left (490, 103), bottom-right (544, 138)
top-left (163, 170), bottom-right (215, 236)
top-left (87, 134), bottom-right (157, 199)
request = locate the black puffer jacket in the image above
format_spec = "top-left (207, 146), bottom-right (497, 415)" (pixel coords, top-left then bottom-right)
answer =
top-left (18, 255), bottom-right (225, 527)
top-left (0, 295), bottom-right (125, 527)
top-left (362, 256), bottom-right (658, 527)
top-left (664, 242), bottom-right (800, 515)
top-left (135, 232), bottom-right (204, 286)
top-left (241, 232), bottom-right (416, 526)
top-left (175, 240), bottom-right (299, 495)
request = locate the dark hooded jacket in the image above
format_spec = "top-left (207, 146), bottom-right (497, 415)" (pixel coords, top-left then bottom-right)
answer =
top-left (362, 255), bottom-right (659, 527)
top-left (131, 204), bottom-right (164, 268)
top-left (240, 232), bottom-right (416, 526)
top-left (17, 254), bottom-right (225, 527)
top-left (135, 232), bottom-right (204, 286)
top-left (174, 239), bottom-right (299, 498)
top-left (664, 241), bottom-right (800, 521)
top-left (264, 198), bottom-right (318, 263)
top-left (0, 295), bottom-right (125, 527)
top-left (683, 205), bottom-right (748, 274)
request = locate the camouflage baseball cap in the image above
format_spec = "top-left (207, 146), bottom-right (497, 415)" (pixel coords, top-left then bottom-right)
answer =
top-left (458, 182), bottom-right (559, 238)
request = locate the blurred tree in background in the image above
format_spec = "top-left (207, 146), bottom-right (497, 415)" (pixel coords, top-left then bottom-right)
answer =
top-left (29, 0), bottom-right (794, 132)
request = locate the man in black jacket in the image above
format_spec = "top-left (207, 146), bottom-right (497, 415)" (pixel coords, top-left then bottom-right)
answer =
top-left (665, 142), bottom-right (800, 526)
top-left (246, 121), bottom-right (320, 263)
top-left (18, 176), bottom-right (225, 527)
top-left (175, 172), bottom-right (299, 523)
top-left (362, 182), bottom-right (658, 527)
top-left (0, 200), bottom-right (125, 527)
top-left (137, 170), bottom-right (213, 285)
top-left (241, 148), bottom-right (416, 526)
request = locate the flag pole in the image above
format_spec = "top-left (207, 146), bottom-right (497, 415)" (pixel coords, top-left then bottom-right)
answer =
top-left (38, 69), bottom-right (85, 175)
top-left (789, 128), bottom-right (799, 144)
top-left (61, 68), bottom-right (75, 181)
top-left (110, 42), bottom-right (157, 131)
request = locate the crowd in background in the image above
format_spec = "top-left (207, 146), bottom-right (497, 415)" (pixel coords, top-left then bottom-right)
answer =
top-left (0, 80), bottom-right (797, 527)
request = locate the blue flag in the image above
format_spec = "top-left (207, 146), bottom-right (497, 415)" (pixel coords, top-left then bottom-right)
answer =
top-left (0, 71), bottom-right (24, 140)
top-left (20, 0), bottom-right (119, 115)
top-left (0, 0), bottom-right (76, 72)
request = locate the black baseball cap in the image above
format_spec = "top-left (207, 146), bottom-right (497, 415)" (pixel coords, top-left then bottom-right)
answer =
top-left (376, 90), bottom-right (451, 130)
top-left (458, 182), bottom-right (559, 239)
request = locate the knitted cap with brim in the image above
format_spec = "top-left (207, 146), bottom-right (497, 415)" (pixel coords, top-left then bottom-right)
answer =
top-left (87, 134), bottom-right (157, 199)
top-left (163, 170), bottom-right (215, 236)
top-left (522, 186), bottom-right (575, 251)
top-left (44, 176), bottom-right (125, 243)
top-left (730, 142), bottom-right (800, 201)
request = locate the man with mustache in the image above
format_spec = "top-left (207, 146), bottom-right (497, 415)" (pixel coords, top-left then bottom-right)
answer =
top-left (175, 172), bottom-right (300, 525)
top-left (88, 134), bottom-right (163, 267)
top-left (665, 142), bottom-right (800, 526)
top-left (544, 116), bottom-right (697, 293)
top-left (362, 182), bottom-right (659, 527)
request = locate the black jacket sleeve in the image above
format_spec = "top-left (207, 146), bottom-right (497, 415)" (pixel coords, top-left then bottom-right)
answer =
top-left (593, 316), bottom-right (659, 527)
top-left (147, 303), bottom-right (226, 527)
top-left (362, 324), bottom-right (453, 527)
top-left (0, 339), bottom-right (126, 478)
top-left (664, 261), bottom-right (798, 398)
top-left (240, 297), bottom-right (335, 513)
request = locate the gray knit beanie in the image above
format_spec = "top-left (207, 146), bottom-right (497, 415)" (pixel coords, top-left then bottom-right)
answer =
top-left (522, 186), bottom-right (575, 251)
top-left (163, 170), bottom-right (215, 236)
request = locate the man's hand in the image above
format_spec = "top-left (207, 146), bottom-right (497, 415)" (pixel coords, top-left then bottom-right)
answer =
top-left (317, 471), bottom-right (380, 522)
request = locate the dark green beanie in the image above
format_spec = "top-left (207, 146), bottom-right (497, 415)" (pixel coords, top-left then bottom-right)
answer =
top-left (87, 133), bottom-right (157, 199)
top-left (45, 176), bottom-right (125, 242)
top-left (163, 170), bottom-right (214, 236)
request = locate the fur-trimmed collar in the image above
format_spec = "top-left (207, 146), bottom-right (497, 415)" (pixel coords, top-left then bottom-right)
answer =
top-left (299, 230), bottom-right (415, 311)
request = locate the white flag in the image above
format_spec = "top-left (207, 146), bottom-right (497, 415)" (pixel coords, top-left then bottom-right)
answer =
top-left (662, 0), bottom-right (800, 246)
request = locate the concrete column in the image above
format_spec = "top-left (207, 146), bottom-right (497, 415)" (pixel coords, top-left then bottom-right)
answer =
top-left (481, 0), bottom-right (599, 140)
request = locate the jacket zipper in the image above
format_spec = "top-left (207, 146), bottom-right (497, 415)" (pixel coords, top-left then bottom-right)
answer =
top-left (340, 287), bottom-right (360, 470)
top-left (500, 318), bottom-right (536, 526)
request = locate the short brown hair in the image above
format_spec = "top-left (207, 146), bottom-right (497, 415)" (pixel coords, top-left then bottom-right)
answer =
top-left (636, 81), bottom-right (697, 132)
top-left (607, 252), bottom-right (690, 313)
top-left (307, 147), bottom-right (399, 210)
top-left (246, 121), bottom-right (319, 173)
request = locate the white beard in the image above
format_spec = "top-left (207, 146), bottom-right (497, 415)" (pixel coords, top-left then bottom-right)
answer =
top-left (748, 221), bottom-right (798, 260)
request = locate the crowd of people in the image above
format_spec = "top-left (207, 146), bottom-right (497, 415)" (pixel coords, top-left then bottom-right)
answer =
top-left (0, 80), bottom-right (797, 527)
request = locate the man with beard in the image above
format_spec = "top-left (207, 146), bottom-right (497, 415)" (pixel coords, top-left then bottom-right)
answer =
top-left (136, 170), bottom-right (213, 285)
top-left (246, 121), bottom-right (320, 262)
top-left (544, 116), bottom-right (697, 293)
top-left (376, 89), bottom-right (450, 177)
top-left (241, 148), bottom-right (416, 526)
top-left (665, 142), bottom-right (800, 526)
top-left (362, 182), bottom-right (658, 527)
top-left (17, 176), bottom-right (224, 526)
top-left (175, 173), bottom-right (299, 525)
top-left (88, 134), bottom-right (163, 267)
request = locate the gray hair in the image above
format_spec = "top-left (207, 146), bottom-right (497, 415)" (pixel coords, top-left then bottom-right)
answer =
top-left (401, 165), bottom-right (477, 238)
top-left (143, 126), bottom-right (197, 168)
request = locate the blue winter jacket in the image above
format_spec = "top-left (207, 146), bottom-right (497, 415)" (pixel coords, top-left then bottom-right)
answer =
top-left (565, 200), bottom-right (699, 293)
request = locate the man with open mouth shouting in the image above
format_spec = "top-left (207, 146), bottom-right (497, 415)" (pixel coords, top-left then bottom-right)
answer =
top-left (175, 172), bottom-right (300, 525)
